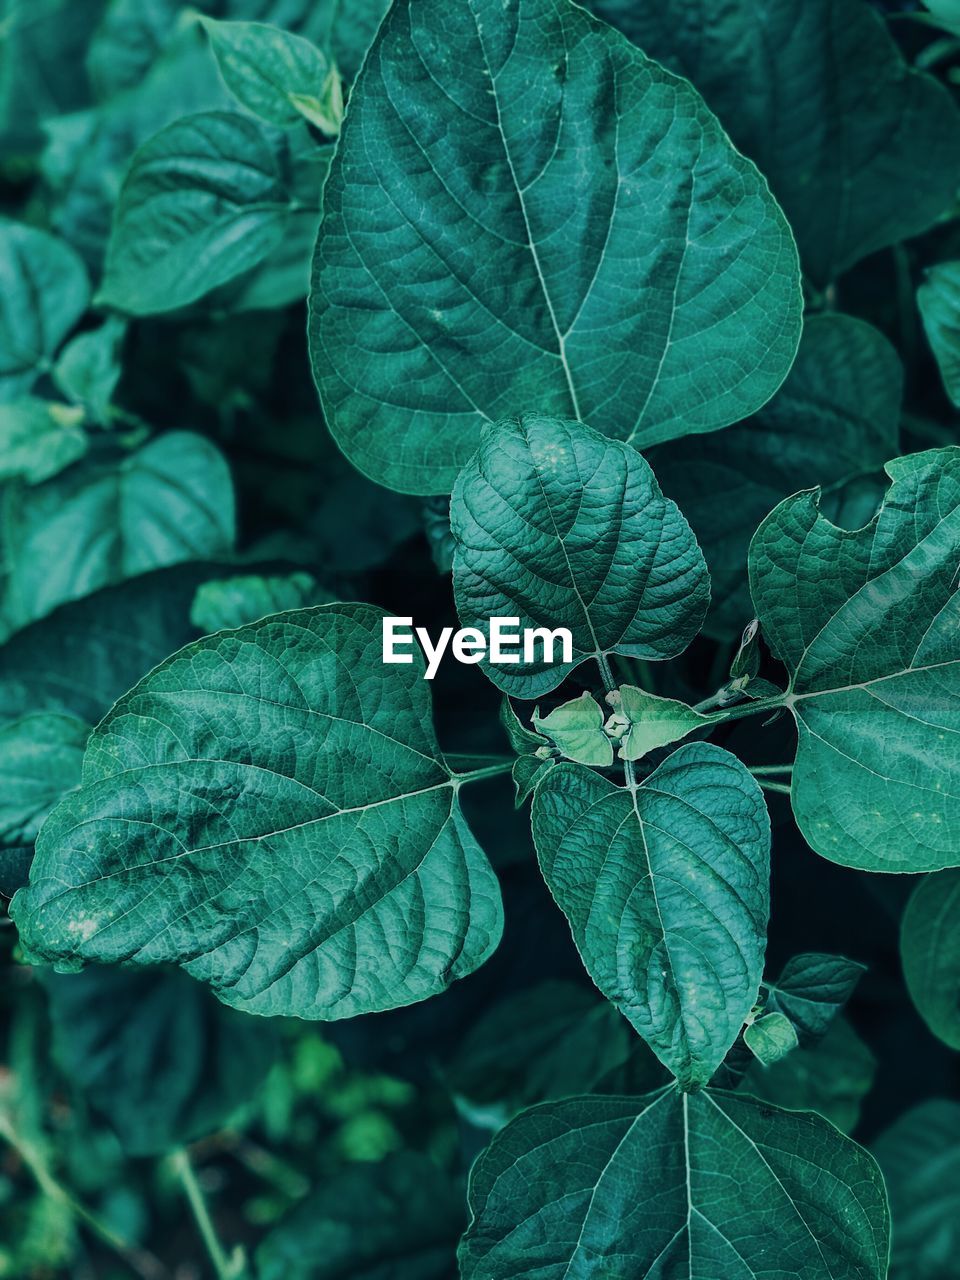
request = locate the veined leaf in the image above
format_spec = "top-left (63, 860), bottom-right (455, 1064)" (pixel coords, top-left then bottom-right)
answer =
top-left (749, 447), bottom-right (960, 872)
top-left (190, 571), bottom-right (332, 633)
top-left (98, 111), bottom-right (293, 315)
top-left (918, 262), bottom-right (960, 407)
top-left (499, 698), bottom-right (554, 805)
top-left (0, 713), bottom-right (88, 847)
top-left (764, 952), bottom-right (867, 1046)
top-left (309, 0), bottom-right (802, 493)
top-left (0, 222), bottom-right (90, 401)
top-left (615, 685), bottom-right (708, 761)
top-left (459, 1088), bottom-right (889, 1279)
top-left (901, 869), bottom-right (960, 1050)
top-left (532, 694), bottom-right (612, 768)
top-left (588, 0), bottom-right (960, 286)
top-left (451, 415), bottom-right (709, 699)
top-left (532, 744), bottom-right (769, 1088)
top-left (0, 399), bottom-right (88, 484)
top-left (743, 1011), bottom-right (799, 1066)
top-left (653, 315), bottom-right (902, 638)
top-left (2, 431), bottom-right (236, 629)
top-left (11, 603), bottom-right (503, 1019)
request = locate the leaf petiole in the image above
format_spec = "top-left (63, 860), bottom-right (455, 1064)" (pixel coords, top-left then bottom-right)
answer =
top-left (171, 1149), bottom-right (247, 1280)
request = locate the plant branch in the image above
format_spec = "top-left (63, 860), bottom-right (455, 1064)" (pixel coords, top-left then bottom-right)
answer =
top-left (171, 1149), bottom-right (245, 1280)
top-left (748, 765), bottom-right (794, 777)
top-left (453, 759), bottom-right (514, 786)
top-left (757, 780), bottom-right (792, 795)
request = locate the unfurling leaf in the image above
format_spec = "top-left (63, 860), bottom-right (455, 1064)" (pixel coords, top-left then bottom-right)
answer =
top-left (744, 1011), bottom-right (799, 1066)
top-left (532, 694), bottom-right (612, 768)
top-left (764, 951), bottom-right (867, 1046)
top-left (615, 685), bottom-right (707, 760)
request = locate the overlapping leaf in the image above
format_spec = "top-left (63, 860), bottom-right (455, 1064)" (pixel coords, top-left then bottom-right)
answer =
top-left (309, 0), bottom-right (801, 492)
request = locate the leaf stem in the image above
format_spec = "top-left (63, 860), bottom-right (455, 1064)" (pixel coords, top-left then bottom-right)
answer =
top-left (697, 694), bottom-right (788, 725)
top-left (171, 1149), bottom-right (244, 1280)
top-left (757, 780), bottom-right (792, 795)
top-left (748, 765), bottom-right (794, 777)
top-left (453, 760), bottom-right (515, 787)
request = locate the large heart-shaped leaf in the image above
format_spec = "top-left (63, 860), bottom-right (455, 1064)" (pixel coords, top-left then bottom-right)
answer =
top-left (459, 1088), bottom-right (889, 1279)
top-left (901, 869), bottom-right (960, 1050)
top-left (309, 0), bottom-right (802, 493)
top-left (652, 315), bottom-right (901, 637)
top-left (588, 0), bottom-right (960, 287)
top-left (11, 603), bottom-right (503, 1019)
top-left (532, 743), bottom-right (770, 1088)
top-left (749, 447), bottom-right (960, 872)
top-left (451, 414), bottom-right (709, 698)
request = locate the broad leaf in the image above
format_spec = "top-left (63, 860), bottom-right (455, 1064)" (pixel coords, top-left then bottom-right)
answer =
top-left (532, 694), bottom-right (612, 768)
top-left (11, 603), bottom-right (504, 1018)
top-left (918, 262), bottom-right (960, 407)
top-left (53, 317), bottom-right (126, 425)
top-left (615, 685), bottom-right (707, 761)
top-left (749, 446), bottom-right (960, 872)
top-left (451, 414), bottom-right (709, 699)
top-left (459, 1088), bottom-right (889, 1279)
top-left (257, 1152), bottom-right (464, 1280)
top-left (309, 0), bottom-right (802, 493)
top-left (0, 399), bottom-right (88, 484)
top-left (764, 952), bottom-right (867, 1046)
top-left (204, 19), bottom-right (342, 132)
top-left (532, 743), bottom-right (769, 1087)
top-left (901, 869), bottom-right (960, 1050)
top-left (653, 315), bottom-right (902, 637)
top-left (0, 222), bottom-right (90, 401)
top-left (1, 431), bottom-right (236, 628)
top-left (0, 713), bottom-right (88, 847)
top-left (98, 111), bottom-right (292, 315)
top-left (190, 571), bottom-right (332, 633)
top-left (873, 1100), bottom-right (960, 1280)
top-left (44, 965), bottom-right (277, 1155)
top-left (588, 0), bottom-right (960, 286)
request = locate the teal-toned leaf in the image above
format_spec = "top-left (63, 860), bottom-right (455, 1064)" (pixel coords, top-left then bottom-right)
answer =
top-left (920, 0), bottom-right (960, 35)
top-left (873, 1100), bottom-right (960, 1279)
top-left (0, 713), bottom-right (88, 847)
top-left (589, 0), bottom-right (960, 287)
top-left (257, 1152), bottom-right (464, 1280)
top-left (0, 222), bottom-right (90, 401)
top-left (309, 0), bottom-right (802, 494)
top-left (499, 699), bottom-right (554, 806)
top-left (918, 262), bottom-right (960, 408)
top-left (744, 1011), bottom-right (799, 1066)
top-left (11, 603), bottom-right (503, 1019)
top-left (310, 0), bottom-right (390, 81)
top-left (190, 571), bottom-right (332, 633)
top-left (0, 400), bottom-right (88, 484)
top-left (44, 966), bottom-right (278, 1155)
top-left (740, 1016), bottom-right (877, 1135)
top-left (532, 694), bottom-right (612, 768)
top-left (615, 685), bottom-right (707, 761)
top-left (451, 414), bottom-right (709, 699)
top-left (98, 111), bottom-right (292, 315)
top-left (654, 315), bottom-right (902, 637)
top-left (447, 981), bottom-right (664, 1126)
top-left (459, 1088), bottom-right (889, 1279)
top-left (764, 952), bottom-right (867, 1046)
top-left (53, 317), bottom-right (126, 425)
top-left (204, 18), bottom-right (342, 132)
top-left (2, 431), bottom-right (236, 629)
top-left (749, 446), bottom-right (960, 872)
top-left (532, 743), bottom-right (769, 1088)
top-left (901, 869), bottom-right (960, 1050)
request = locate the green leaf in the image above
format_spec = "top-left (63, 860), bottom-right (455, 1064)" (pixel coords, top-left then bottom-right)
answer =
top-left (204, 18), bottom-right (343, 132)
top-left (532, 743), bottom-right (769, 1088)
top-left (499, 699), bottom-right (554, 806)
top-left (740, 1016), bottom-right (877, 1135)
top-left (901, 869), bottom-right (960, 1050)
top-left (744, 1011), bottom-right (799, 1066)
top-left (0, 713), bottom-right (88, 847)
top-left (873, 1100), bottom-right (960, 1279)
top-left (588, 0), bottom-right (960, 287)
top-left (918, 262), bottom-right (960, 408)
top-left (311, 0), bottom-right (390, 81)
top-left (190, 571), bottom-right (332, 633)
top-left (532, 693), bottom-right (612, 768)
top-left (653, 315), bottom-right (902, 637)
top-left (451, 414), bottom-right (709, 699)
top-left (921, 0), bottom-right (960, 35)
top-left (309, 0), bottom-right (802, 494)
top-left (53, 317), bottom-right (126, 425)
top-left (615, 685), bottom-right (708, 761)
top-left (459, 1088), bottom-right (890, 1279)
top-left (43, 966), bottom-right (278, 1155)
top-left (749, 446), bottom-right (960, 872)
top-left (2, 431), bottom-right (236, 629)
top-left (764, 952), bottom-right (867, 1046)
top-left (0, 222), bottom-right (90, 401)
top-left (0, 399), bottom-right (88, 484)
top-left (257, 1152), bottom-right (464, 1280)
top-left (98, 111), bottom-right (292, 315)
top-left (11, 603), bottom-right (503, 1019)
